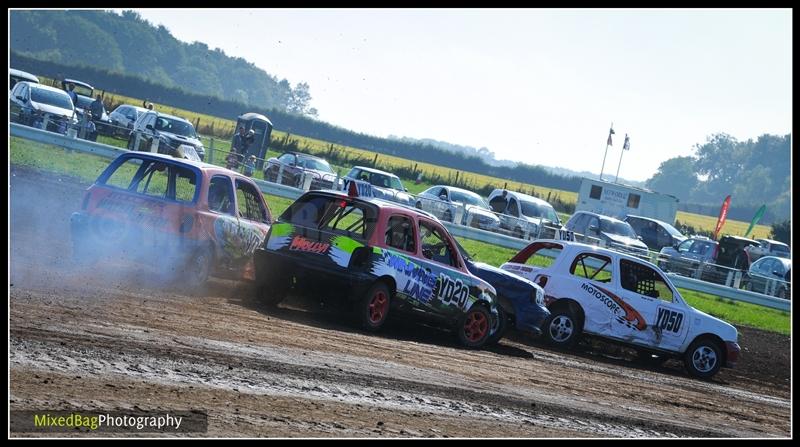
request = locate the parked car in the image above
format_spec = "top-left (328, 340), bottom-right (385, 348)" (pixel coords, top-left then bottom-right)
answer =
top-left (624, 215), bottom-right (686, 251)
top-left (500, 240), bottom-right (741, 379)
top-left (253, 189), bottom-right (501, 348)
top-left (128, 110), bottom-right (206, 161)
top-left (487, 189), bottom-right (562, 240)
top-left (70, 152), bottom-right (272, 292)
top-left (564, 211), bottom-right (649, 258)
top-left (415, 185), bottom-right (501, 231)
top-left (659, 235), bottom-right (759, 283)
top-left (744, 238), bottom-right (790, 262)
top-left (454, 239), bottom-right (549, 345)
top-left (341, 166), bottom-right (414, 206)
top-left (10, 81), bottom-right (76, 133)
top-left (741, 256), bottom-right (791, 299)
top-left (108, 104), bottom-right (149, 137)
top-left (264, 152), bottom-right (341, 190)
top-left (61, 79), bottom-right (112, 133)
top-left (10, 68), bottom-right (39, 90)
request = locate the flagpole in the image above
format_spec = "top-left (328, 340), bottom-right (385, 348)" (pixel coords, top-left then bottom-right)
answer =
top-left (599, 122), bottom-right (612, 181)
top-left (615, 134), bottom-right (627, 183)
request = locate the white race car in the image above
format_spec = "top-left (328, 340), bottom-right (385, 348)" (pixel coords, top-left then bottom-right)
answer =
top-left (500, 240), bottom-right (741, 379)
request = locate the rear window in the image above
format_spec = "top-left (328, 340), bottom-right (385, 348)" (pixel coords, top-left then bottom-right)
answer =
top-left (280, 195), bottom-right (378, 240)
top-left (509, 241), bottom-right (564, 269)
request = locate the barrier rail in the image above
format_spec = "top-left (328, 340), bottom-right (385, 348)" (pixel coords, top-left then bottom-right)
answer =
top-left (10, 123), bottom-right (791, 311)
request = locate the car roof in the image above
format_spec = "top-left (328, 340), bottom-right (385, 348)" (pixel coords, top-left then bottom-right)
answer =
top-left (351, 165), bottom-right (398, 177)
top-left (115, 104), bottom-right (149, 112)
top-left (757, 256), bottom-right (792, 268)
top-left (719, 235), bottom-right (758, 243)
top-left (302, 189), bottom-right (440, 221)
top-left (625, 215), bottom-right (670, 225)
top-left (10, 69), bottom-right (39, 83)
top-left (431, 185), bottom-right (480, 196)
top-left (21, 82), bottom-right (71, 96)
top-left (491, 188), bottom-right (553, 206)
top-left (119, 151), bottom-right (228, 172)
top-left (63, 79), bottom-right (94, 89)
top-left (147, 111), bottom-right (191, 124)
top-left (538, 239), bottom-right (660, 266)
top-left (573, 210), bottom-right (626, 223)
top-left (285, 151), bottom-right (326, 161)
top-left (756, 238), bottom-right (789, 246)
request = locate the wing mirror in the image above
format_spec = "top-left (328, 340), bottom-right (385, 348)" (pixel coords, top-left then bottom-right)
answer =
top-left (16, 95), bottom-right (25, 101)
top-left (588, 224), bottom-right (599, 234)
top-left (145, 124), bottom-right (154, 131)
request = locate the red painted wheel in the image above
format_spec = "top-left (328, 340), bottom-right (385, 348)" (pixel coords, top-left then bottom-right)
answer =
top-left (457, 305), bottom-right (492, 348)
top-left (360, 282), bottom-right (391, 331)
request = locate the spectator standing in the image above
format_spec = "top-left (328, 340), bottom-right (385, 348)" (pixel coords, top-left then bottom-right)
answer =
top-left (225, 150), bottom-right (242, 171)
top-left (243, 155), bottom-right (257, 177)
top-left (66, 83), bottom-right (78, 105)
top-left (90, 94), bottom-right (105, 121)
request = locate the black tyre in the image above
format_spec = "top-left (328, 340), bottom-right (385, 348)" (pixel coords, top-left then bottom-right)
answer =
top-left (182, 248), bottom-right (212, 294)
top-left (513, 227), bottom-right (524, 239)
top-left (485, 307), bottom-right (510, 347)
top-left (457, 305), bottom-right (493, 349)
top-left (776, 287), bottom-right (787, 299)
top-left (127, 134), bottom-right (135, 150)
top-left (415, 201), bottom-right (423, 209)
top-left (543, 307), bottom-right (582, 349)
top-left (443, 210), bottom-right (453, 223)
top-left (257, 271), bottom-right (289, 307)
top-left (683, 337), bottom-right (723, 380)
top-left (359, 282), bottom-right (391, 331)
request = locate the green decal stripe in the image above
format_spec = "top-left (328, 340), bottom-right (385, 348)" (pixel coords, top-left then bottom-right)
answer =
top-left (270, 223), bottom-right (294, 237)
top-left (331, 235), bottom-right (365, 254)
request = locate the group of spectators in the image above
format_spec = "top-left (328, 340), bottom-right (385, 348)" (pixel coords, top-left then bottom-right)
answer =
top-left (226, 126), bottom-right (257, 177)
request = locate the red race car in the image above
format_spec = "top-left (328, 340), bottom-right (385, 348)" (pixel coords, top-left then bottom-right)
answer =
top-left (70, 152), bottom-right (272, 291)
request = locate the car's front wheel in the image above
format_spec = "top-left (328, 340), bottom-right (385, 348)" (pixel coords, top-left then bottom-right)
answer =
top-left (543, 307), bottom-right (582, 349)
top-left (182, 248), bottom-right (212, 294)
top-left (457, 305), bottom-right (492, 348)
top-left (683, 337), bottom-right (723, 380)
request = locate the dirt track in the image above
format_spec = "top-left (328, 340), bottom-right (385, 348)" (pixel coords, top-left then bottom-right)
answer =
top-left (9, 167), bottom-right (792, 437)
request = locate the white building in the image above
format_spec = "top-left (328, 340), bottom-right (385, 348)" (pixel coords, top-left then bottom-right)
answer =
top-left (575, 177), bottom-right (679, 223)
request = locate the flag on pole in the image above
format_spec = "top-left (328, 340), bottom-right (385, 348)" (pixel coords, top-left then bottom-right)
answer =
top-left (713, 195), bottom-right (732, 240)
top-left (607, 127), bottom-right (615, 146)
top-left (623, 134), bottom-right (630, 150)
top-left (743, 204), bottom-right (767, 238)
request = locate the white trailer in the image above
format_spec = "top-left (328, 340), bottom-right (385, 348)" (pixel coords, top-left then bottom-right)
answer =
top-left (575, 178), bottom-right (678, 223)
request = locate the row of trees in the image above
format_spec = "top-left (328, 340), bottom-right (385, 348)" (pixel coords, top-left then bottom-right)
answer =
top-left (646, 133), bottom-right (790, 224)
top-left (10, 10), bottom-right (316, 117)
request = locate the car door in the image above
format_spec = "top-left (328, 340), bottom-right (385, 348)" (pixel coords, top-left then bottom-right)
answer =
top-left (433, 187), bottom-right (451, 219)
top-left (617, 258), bottom-right (690, 352)
top-left (230, 178), bottom-right (271, 278)
top-left (750, 258), bottom-right (775, 294)
top-left (415, 218), bottom-right (476, 318)
top-left (668, 239), bottom-right (701, 276)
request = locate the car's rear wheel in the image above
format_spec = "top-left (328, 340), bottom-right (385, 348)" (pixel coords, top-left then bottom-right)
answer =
top-left (457, 305), bottom-right (492, 348)
top-left (543, 307), bottom-right (582, 349)
top-left (360, 282), bottom-right (391, 331)
top-left (683, 337), bottom-right (723, 380)
top-left (513, 227), bottom-right (524, 239)
top-left (182, 248), bottom-right (212, 294)
top-left (776, 287), bottom-right (787, 299)
top-left (443, 210), bottom-right (453, 223)
top-left (127, 134), bottom-right (135, 150)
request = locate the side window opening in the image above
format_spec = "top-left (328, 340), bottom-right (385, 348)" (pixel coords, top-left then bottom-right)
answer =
top-left (236, 180), bottom-right (270, 223)
top-left (569, 253), bottom-right (613, 283)
top-left (208, 176), bottom-right (235, 215)
top-left (385, 215), bottom-right (416, 253)
top-left (620, 259), bottom-right (674, 302)
top-left (590, 185), bottom-right (602, 200)
top-left (419, 221), bottom-right (458, 268)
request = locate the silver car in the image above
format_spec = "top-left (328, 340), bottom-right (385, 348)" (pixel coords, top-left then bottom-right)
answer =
top-left (415, 185), bottom-right (500, 230)
top-left (10, 81), bottom-right (76, 133)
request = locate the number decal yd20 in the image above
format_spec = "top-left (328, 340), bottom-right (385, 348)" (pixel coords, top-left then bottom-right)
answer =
top-left (435, 274), bottom-right (469, 308)
top-left (656, 307), bottom-right (684, 334)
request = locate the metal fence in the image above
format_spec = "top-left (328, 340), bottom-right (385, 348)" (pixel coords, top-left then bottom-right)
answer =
top-left (10, 122), bottom-right (791, 311)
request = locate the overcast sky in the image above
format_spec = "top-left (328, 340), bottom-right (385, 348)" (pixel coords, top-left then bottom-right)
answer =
top-left (130, 8), bottom-right (791, 182)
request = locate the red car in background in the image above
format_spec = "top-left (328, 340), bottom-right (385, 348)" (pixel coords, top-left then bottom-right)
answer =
top-left (70, 152), bottom-right (272, 291)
